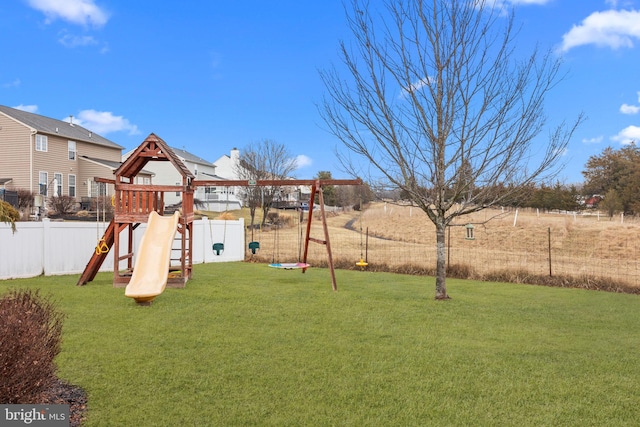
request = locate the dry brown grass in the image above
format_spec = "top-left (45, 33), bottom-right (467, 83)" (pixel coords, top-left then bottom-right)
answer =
top-left (247, 203), bottom-right (640, 292)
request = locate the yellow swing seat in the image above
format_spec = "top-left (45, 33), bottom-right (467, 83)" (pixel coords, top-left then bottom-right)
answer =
top-left (356, 258), bottom-right (368, 269)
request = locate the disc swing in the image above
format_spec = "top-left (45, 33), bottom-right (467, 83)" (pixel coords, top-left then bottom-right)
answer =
top-left (94, 183), bottom-right (110, 255)
top-left (269, 198), bottom-right (310, 270)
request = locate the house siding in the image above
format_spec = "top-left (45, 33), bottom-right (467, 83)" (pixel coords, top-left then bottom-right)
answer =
top-left (32, 133), bottom-right (77, 196)
top-left (76, 141), bottom-right (122, 198)
top-left (0, 113), bottom-right (32, 190)
top-left (1, 117), bottom-right (123, 202)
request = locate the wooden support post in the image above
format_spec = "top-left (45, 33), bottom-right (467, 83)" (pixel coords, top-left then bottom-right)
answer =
top-left (302, 180), bottom-right (338, 291)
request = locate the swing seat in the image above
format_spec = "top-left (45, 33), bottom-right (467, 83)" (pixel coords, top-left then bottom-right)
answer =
top-left (248, 241), bottom-right (260, 254)
top-left (213, 243), bottom-right (224, 255)
top-left (269, 262), bottom-right (310, 270)
top-left (356, 258), bottom-right (368, 269)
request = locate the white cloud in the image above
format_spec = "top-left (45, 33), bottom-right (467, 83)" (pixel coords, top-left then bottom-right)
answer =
top-left (487, 0), bottom-right (550, 9)
top-left (65, 110), bottom-right (139, 135)
top-left (582, 136), bottom-right (604, 144)
top-left (611, 125), bottom-right (640, 144)
top-left (620, 103), bottom-right (640, 114)
top-left (58, 32), bottom-right (98, 48)
top-left (26, 0), bottom-right (109, 27)
top-left (507, 0), bottom-right (550, 4)
top-left (14, 104), bottom-right (38, 113)
top-left (2, 79), bottom-right (21, 88)
top-left (400, 77), bottom-right (434, 98)
top-left (560, 9), bottom-right (640, 52)
top-left (295, 154), bottom-right (313, 169)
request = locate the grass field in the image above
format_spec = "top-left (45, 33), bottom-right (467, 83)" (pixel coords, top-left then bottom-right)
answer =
top-left (244, 202), bottom-right (640, 289)
top-left (2, 262), bottom-right (640, 426)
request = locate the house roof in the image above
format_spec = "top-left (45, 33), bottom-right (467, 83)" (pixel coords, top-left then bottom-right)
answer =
top-left (0, 105), bottom-right (123, 150)
top-left (116, 133), bottom-right (194, 180)
top-left (171, 147), bottom-right (215, 167)
top-left (80, 156), bottom-right (154, 176)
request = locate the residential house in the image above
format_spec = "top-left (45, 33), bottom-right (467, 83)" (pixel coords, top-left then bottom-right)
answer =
top-left (0, 105), bottom-right (127, 213)
top-left (210, 148), bottom-right (242, 211)
top-left (212, 147), bottom-right (311, 208)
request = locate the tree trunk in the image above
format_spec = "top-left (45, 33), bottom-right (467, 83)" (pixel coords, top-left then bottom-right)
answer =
top-left (435, 220), bottom-right (449, 300)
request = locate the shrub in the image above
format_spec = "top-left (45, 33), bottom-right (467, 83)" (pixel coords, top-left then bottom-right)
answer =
top-left (0, 289), bottom-right (65, 404)
top-left (267, 212), bottom-right (280, 225)
top-left (0, 200), bottom-right (19, 232)
top-left (48, 195), bottom-right (77, 215)
top-left (17, 189), bottom-right (35, 211)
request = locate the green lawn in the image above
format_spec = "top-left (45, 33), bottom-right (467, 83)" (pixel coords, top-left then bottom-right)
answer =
top-left (2, 263), bottom-right (640, 426)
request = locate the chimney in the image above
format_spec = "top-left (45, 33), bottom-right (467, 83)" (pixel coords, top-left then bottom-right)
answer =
top-left (69, 115), bottom-right (74, 126)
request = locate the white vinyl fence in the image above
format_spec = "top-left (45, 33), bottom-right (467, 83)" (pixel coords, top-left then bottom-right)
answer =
top-left (0, 217), bottom-right (244, 280)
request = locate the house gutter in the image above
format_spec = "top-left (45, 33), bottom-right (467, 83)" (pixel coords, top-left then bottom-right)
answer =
top-left (30, 129), bottom-right (36, 192)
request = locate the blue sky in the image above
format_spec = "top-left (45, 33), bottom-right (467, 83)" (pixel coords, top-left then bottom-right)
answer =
top-left (1, 0), bottom-right (639, 184)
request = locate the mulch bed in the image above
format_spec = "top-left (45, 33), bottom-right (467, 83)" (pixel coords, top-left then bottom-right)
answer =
top-left (40, 378), bottom-right (88, 427)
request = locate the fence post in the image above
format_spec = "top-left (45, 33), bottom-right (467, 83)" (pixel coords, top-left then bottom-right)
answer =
top-left (42, 218), bottom-right (51, 276)
top-left (548, 227), bottom-right (552, 277)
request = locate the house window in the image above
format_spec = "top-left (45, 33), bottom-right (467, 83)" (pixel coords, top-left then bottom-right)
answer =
top-left (68, 175), bottom-right (76, 197)
top-left (54, 173), bottom-right (63, 197)
top-left (176, 182), bottom-right (181, 197)
top-left (89, 181), bottom-right (107, 197)
top-left (39, 172), bottom-right (48, 196)
top-left (35, 134), bottom-right (48, 152)
top-left (204, 186), bottom-right (217, 200)
top-left (144, 177), bottom-right (151, 185)
top-left (68, 141), bottom-right (77, 160)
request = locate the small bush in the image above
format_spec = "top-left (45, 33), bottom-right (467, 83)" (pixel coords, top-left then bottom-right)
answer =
top-left (17, 189), bottom-right (35, 211)
top-left (217, 211), bottom-right (236, 220)
top-left (267, 212), bottom-right (280, 225)
top-left (0, 200), bottom-right (19, 232)
top-left (0, 289), bottom-right (65, 404)
top-left (48, 195), bottom-right (77, 215)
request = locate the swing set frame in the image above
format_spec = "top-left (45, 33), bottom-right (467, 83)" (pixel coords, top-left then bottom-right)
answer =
top-left (194, 178), bottom-right (361, 291)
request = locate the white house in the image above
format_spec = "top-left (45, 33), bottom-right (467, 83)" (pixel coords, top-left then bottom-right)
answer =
top-left (209, 148), bottom-right (243, 211)
top-left (212, 147), bottom-right (313, 208)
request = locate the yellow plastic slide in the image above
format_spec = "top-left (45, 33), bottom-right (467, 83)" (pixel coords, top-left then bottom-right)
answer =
top-left (125, 211), bottom-right (180, 305)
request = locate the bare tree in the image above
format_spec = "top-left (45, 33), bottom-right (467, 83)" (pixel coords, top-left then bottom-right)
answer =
top-left (235, 139), bottom-right (298, 228)
top-left (319, 0), bottom-right (583, 299)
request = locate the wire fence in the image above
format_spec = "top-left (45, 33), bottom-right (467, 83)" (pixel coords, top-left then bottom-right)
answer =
top-left (247, 203), bottom-right (640, 289)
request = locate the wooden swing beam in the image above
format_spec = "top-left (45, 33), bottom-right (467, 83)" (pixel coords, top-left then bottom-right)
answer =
top-left (192, 179), bottom-right (361, 187)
